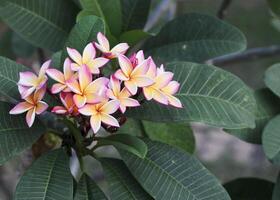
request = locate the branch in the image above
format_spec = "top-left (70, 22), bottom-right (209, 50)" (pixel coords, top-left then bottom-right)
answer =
top-left (217, 0), bottom-right (232, 19)
top-left (206, 45), bottom-right (280, 66)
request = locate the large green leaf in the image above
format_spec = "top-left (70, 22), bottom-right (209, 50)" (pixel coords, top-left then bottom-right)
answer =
top-left (119, 30), bottom-right (151, 47)
top-left (143, 121), bottom-right (195, 153)
top-left (143, 13), bottom-right (246, 63)
top-left (0, 30), bottom-right (16, 59)
top-left (0, 0), bottom-right (78, 51)
top-left (15, 149), bottom-right (73, 200)
top-left (121, 0), bottom-right (151, 31)
top-left (262, 115), bottom-right (280, 164)
top-left (0, 56), bottom-right (27, 101)
top-left (12, 32), bottom-right (36, 58)
top-left (74, 174), bottom-right (107, 200)
top-left (0, 102), bottom-right (46, 165)
top-left (120, 139), bottom-right (230, 200)
top-left (273, 174), bottom-right (280, 200)
top-left (267, 0), bottom-right (280, 17)
top-left (224, 89), bottom-right (280, 144)
top-left (127, 62), bottom-right (256, 129)
top-left (61, 15), bottom-right (105, 67)
top-left (80, 0), bottom-right (122, 36)
top-left (264, 63), bottom-right (280, 97)
top-left (101, 158), bottom-right (153, 200)
top-left (224, 178), bottom-right (274, 200)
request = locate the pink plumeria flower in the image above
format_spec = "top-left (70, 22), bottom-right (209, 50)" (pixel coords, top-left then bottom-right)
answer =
top-left (79, 100), bottom-right (120, 133)
top-left (18, 60), bottom-right (50, 98)
top-left (9, 87), bottom-right (48, 127)
top-left (46, 58), bottom-right (75, 94)
top-left (161, 80), bottom-right (182, 108)
top-left (67, 43), bottom-right (109, 74)
top-left (107, 76), bottom-right (140, 113)
top-left (66, 65), bottom-right (109, 108)
top-left (114, 54), bottom-right (154, 95)
top-left (52, 93), bottom-right (79, 116)
top-left (94, 32), bottom-right (129, 59)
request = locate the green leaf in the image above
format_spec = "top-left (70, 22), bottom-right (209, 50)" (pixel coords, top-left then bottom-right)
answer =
top-left (224, 89), bottom-right (280, 144)
top-left (12, 32), bottom-right (36, 58)
top-left (267, 0), bottom-right (280, 17)
top-left (74, 174), bottom-right (107, 200)
top-left (119, 30), bottom-right (151, 46)
top-left (127, 62), bottom-right (256, 129)
top-left (0, 30), bottom-right (16, 59)
top-left (101, 158), bottom-right (153, 200)
top-left (121, 0), bottom-right (151, 31)
top-left (263, 115), bottom-right (280, 164)
top-left (96, 134), bottom-right (147, 158)
top-left (273, 174), bottom-right (280, 200)
top-left (61, 15), bottom-right (105, 65)
top-left (51, 51), bottom-right (63, 69)
top-left (0, 101), bottom-right (46, 165)
top-left (0, 0), bottom-right (78, 51)
top-left (79, 0), bottom-right (122, 37)
top-left (265, 63), bottom-right (280, 97)
top-left (143, 13), bottom-right (247, 63)
top-left (119, 139), bottom-right (230, 200)
top-left (0, 56), bottom-right (28, 101)
top-left (117, 118), bottom-right (143, 137)
top-left (15, 149), bottom-right (73, 200)
top-left (224, 178), bottom-right (274, 200)
top-left (143, 121), bottom-right (195, 153)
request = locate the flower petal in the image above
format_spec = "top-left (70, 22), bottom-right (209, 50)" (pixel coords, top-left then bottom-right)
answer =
top-left (51, 83), bottom-right (66, 94)
top-left (87, 57), bottom-right (109, 74)
top-left (66, 78), bottom-right (81, 94)
top-left (109, 76), bottom-right (120, 95)
top-left (85, 77), bottom-right (109, 94)
top-left (90, 115), bottom-right (101, 133)
top-left (121, 98), bottom-right (140, 107)
top-left (46, 69), bottom-right (65, 83)
top-left (71, 63), bottom-right (81, 71)
top-left (101, 100), bottom-right (119, 114)
top-left (146, 58), bottom-right (157, 78)
top-left (35, 101), bottom-right (48, 114)
top-left (63, 58), bottom-right (74, 80)
top-left (19, 86), bottom-right (36, 99)
top-left (166, 94), bottom-right (183, 108)
top-left (124, 81), bottom-right (138, 95)
top-left (26, 108), bottom-right (36, 127)
top-left (33, 86), bottom-right (47, 102)
top-left (82, 43), bottom-right (96, 64)
top-left (154, 72), bottom-right (174, 89)
top-left (9, 102), bottom-right (33, 114)
top-left (52, 106), bottom-right (67, 114)
top-left (96, 32), bottom-right (110, 51)
top-left (79, 104), bottom-right (95, 116)
top-left (111, 43), bottom-right (129, 55)
top-left (39, 60), bottom-right (51, 78)
top-left (79, 65), bottom-right (92, 92)
top-left (162, 81), bottom-right (180, 95)
top-left (136, 50), bottom-right (145, 63)
top-left (73, 94), bottom-right (87, 108)
top-left (18, 72), bottom-right (38, 86)
top-left (132, 75), bottom-right (154, 87)
top-left (67, 47), bottom-right (82, 65)
top-left (114, 69), bottom-right (129, 81)
top-left (118, 54), bottom-right (133, 77)
top-left (143, 87), bottom-right (154, 101)
top-left (101, 113), bottom-right (119, 127)
top-left (152, 89), bottom-right (169, 105)
top-left (131, 59), bottom-right (150, 76)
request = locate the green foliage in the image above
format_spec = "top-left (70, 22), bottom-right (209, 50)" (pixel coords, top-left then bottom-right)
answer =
top-left (224, 89), bottom-right (280, 144)
top-left (267, 0), bottom-right (280, 17)
top-left (101, 158), bottom-right (153, 199)
top-left (12, 33), bottom-right (36, 58)
top-left (15, 149), bottom-right (73, 200)
top-left (74, 175), bottom-right (107, 200)
top-left (224, 178), bottom-right (274, 200)
top-left (0, 102), bottom-right (46, 165)
top-left (265, 63), bottom-right (280, 97)
top-left (0, 0), bottom-right (79, 51)
top-left (120, 139), bottom-right (230, 200)
top-left (127, 62), bottom-right (256, 129)
top-left (119, 30), bottom-right (151, 46)
top-left (121, 0), bottom-right (151, 31)
top-left (0, 30), bottom-right (15, 59)
top-left (143, 13), bottom-right (247, 63)
top-left (273, 174), bottom-right (280, 200)
top-left (263, 115), bottom-right (280, 164)
top-left (96, 134), bottom-right (147, 158)
top-left (142, 121), bottom-right (195, 153)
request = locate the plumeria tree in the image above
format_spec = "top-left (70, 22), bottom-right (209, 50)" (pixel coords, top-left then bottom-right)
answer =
top-left (0, 0), bottom-right (274, 199)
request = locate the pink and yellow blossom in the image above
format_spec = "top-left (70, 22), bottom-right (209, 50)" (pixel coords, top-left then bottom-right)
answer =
top-left (79, 100), bottom-right (120, 133)
top-left (52, 92), bottom-right (79, 116)
top-left (94, 32), bottom-right (129, 59)
top-left (9, 87), bottom-right (48, 127)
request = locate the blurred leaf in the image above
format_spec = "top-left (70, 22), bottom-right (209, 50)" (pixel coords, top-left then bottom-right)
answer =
top-left (224, 89), bottom-right (280, 144)
top-left (0, 101), bottom-right (46, 165)
top-left (142, 121), bottom-right (195, 153)
top-left (119, 30), bottom-right (151, 46)
top-left (51, 51), bottom-right (63, 69)
top-left (273, 174), bottom-right (280, 200)
top-left (121, 0), bottom-right (151, 31)
top-left (127, 62), bottom-right (256, 129)
top-left (263, 115), bottom-right (280, 164)
top-left (79, 0), bottom-right (122, 37)
top-left (143, 13), bottom-right (247, 63)
top-left (120, 139), bottom-right (230, 200)
top-left (224, 178), bottom-right (274, 200)
top-left (101, 158), bottom-right (153, 200)
top-left (96, 134), bottom-right (147, 158)
top-left (12, 32), bottom-right (36, 58)
top-left (0, 0), bottom-right (79, 51)
top-left (117, 118), bottom-right (142, 137)
top-left (265, 63), bottom-right (280, 97)
top-left (0, 56), bottom-right (27, 101)
top-left (74, 174), bottom-right (107, 200)
top-left (0, 30), bottom-right (15, 59)
top-left (61, 15), bottom-right (105, 67)
top-left (15, 149), bottom-right (73, 200)
top-left (267, 0), bottom-right (280, 17)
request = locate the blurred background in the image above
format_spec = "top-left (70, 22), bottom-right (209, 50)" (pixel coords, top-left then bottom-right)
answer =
top-left (1, 0), bottom-right (280, 199)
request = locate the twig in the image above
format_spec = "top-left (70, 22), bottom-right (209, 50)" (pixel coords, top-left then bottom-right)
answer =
top-left (206, 45), bottom-right (280, 66)
top-left (217, 0), bottom-right (232, 19)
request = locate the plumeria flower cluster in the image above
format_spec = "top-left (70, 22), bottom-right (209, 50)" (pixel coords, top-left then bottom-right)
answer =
top-left (10, 32), bottom-right (182, 133)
